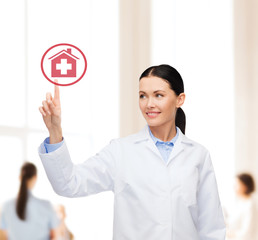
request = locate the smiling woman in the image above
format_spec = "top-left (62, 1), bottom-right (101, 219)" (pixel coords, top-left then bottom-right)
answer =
top-left (38, 64), bottom-right (226, 240)
top-left (139, 65), bottom-right (186, 138)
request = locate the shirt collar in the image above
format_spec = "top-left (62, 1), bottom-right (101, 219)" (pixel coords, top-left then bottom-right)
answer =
top-left (133, 125), bottom-right (193, 146)
top-left (148, 126), bottom-right (179, 146)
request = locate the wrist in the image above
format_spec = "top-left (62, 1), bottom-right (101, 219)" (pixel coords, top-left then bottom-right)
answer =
top-left (49, 127), bottom-right (63, 144)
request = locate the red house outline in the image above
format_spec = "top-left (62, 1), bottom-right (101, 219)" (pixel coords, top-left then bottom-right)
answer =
top-left (49, 48), bottom-right (79, 77)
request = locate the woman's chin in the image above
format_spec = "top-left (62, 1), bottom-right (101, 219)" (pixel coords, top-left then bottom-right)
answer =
top-left (146, 121), bottom-right (162, 127)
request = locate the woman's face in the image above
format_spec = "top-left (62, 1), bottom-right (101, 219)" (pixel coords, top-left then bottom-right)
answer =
top-left (139, 76), bottom-right (185, 128)
top-left (235, 178), bottom-right (247, 196)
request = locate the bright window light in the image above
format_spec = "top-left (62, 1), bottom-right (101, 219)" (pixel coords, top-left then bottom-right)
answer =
top-left (0, 1), bottom-right (26, 127)
top-left (0, 0), bottom-right (119, 239)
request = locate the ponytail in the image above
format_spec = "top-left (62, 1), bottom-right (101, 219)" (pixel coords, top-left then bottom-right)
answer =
top-left (16, 176), bottom-right (28, 220)
top-left (176, 107), bottom-right (186, 134)
top-left (16, 162), bottom-right (37, 220)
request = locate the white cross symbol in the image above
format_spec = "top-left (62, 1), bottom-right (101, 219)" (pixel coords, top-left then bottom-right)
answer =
top-left (56, 59), bottom-right (72, 75)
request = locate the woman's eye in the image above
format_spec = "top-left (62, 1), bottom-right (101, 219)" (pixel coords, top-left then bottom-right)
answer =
top-left (156, 94), bottom-right (163, 98)
top-left (139, 95), bottom-right (146, 99)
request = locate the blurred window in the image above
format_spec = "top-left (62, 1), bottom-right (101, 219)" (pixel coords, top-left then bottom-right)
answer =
top-left (0, 0), bottom-right (118, 239)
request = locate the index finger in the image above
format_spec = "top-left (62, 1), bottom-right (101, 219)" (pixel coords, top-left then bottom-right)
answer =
top-left (54, 80), bottom-right (60, 101)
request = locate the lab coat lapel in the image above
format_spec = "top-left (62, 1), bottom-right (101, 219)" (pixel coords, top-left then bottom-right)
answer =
top-left (167, 129), bottom-right (192, 165)
top-left (145, 138), bottom-right (163, 160)
top-left (134, 126), bottom-right (164, 161)
top-left (166, 141), bottom-right (184, 165)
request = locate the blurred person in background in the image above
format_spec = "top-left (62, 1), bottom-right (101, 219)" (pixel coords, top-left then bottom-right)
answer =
top-left (226, 173), bottom-right (258, 240)
top-left (0, 229), bottom-right (6, 240)
top-left (0, 207), bottom-right (6, 240)
top-left (0, 162), bottom-right (59, 240)
top-left (55, 204), bottom-right (74, 240)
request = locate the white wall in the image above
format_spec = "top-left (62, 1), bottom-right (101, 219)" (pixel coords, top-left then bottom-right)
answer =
top-left (234, 0), bottom-right (258, 183)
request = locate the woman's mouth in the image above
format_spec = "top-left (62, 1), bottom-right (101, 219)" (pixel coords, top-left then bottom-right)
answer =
top-left (146, 112), bottom-right (161, 118)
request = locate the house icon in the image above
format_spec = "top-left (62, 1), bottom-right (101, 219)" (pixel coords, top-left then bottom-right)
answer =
top-left (49, 48), bottom-right (79, 77)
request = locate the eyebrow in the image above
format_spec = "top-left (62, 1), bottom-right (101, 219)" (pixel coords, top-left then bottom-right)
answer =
top-left (139, 90), bottom-right (166, 94)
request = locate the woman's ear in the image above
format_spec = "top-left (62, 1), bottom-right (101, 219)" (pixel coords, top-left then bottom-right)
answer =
top-left (176, 93), bottom-right (185, 108)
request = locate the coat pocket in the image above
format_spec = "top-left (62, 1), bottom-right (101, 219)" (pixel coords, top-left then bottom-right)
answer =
top-left (180, 167), bottom-right (199, 206)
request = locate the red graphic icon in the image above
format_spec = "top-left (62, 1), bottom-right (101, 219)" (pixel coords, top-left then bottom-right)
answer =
top-left (41, 43), bottom-right (87, 86)
top-left (49, 48), bottom-right (79, 77)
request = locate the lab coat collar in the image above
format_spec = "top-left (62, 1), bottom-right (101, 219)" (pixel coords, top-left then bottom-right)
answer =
top-left (134, 125), bottom-right (193, 164)
top-left (134, 125), bottom-right (193, 146)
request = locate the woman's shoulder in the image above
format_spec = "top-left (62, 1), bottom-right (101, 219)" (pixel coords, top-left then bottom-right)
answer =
top-left (2, 198), bottom-right (16, 208)
top-left (29, 195), bottom-right (53, 209)
top-left (170, 127), bottom-right (209, 152)
top-left (1, 198), bottom-right (16, 216)
top-left (182, 134), bottom-right (209, 151)
top-left (249, 194), bottom-right (258, 205)
top-left (179, 134), bottom-right (213, 166)
top-left (108, 128), bottom-right (147, 146)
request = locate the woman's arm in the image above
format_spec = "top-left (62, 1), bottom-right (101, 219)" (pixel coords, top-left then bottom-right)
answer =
top-left (50, 229), bottom-right (58, 240)
top-left (39, 139), bottom-right (117, 197)
top-left (197, 152), bottom-right (226, 240)
top-left (38, 83), bottom-right (117, 197)
top-left (0, 230), bottom-right (7, 240)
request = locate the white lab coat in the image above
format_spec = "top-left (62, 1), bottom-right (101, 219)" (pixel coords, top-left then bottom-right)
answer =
top-left (38, 126), bottom-right (226, 240)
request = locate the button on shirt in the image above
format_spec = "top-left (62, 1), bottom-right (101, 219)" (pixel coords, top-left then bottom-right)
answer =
top-left (148, 126), bottom-right (179, 162)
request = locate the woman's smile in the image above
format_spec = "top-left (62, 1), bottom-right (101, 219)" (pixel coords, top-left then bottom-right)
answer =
top-left (146, 111), bottom-right (161, 118)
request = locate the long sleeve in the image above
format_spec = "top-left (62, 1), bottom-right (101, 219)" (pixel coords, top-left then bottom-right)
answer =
top-left (44, 137), bottom-right (64, 153)
top-left (38, 139), bottom-right (117, 198)
top-left (197, 152), bottom-right (226, 240)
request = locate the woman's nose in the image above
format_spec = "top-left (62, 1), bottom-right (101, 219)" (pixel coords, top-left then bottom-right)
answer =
top-left (147, 98), bottom-right (155, 108)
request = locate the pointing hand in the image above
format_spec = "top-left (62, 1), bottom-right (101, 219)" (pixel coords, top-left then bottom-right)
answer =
top-left (39, 80), bottom-right (62, 143)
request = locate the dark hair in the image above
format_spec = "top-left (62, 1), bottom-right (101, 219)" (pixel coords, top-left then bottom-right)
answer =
top-left (16, 162), bottom-right (37, 220)
top-left (139, 64), bottom-right (186, 134)
top-left (237, 173), bottom-right (255, 195)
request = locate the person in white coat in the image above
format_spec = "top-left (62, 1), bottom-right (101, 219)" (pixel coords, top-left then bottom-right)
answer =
top-left (226, 173), bottom-right (258, 240)
top-left (38, 64), bottom-right (226, 240)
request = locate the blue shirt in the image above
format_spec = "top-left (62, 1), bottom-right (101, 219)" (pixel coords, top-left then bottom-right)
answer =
top-left (44, 137), bottom-right (63, 153)
top-left (0, 192), bottom-right (59, 240)
top-left (148, 126), bottom-right (179, 162)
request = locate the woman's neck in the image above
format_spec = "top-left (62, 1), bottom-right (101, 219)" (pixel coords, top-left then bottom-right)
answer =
top-left (238, 193), bottom-right (251, 200)
top-left (149, 122), bottom-right (177, 142)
